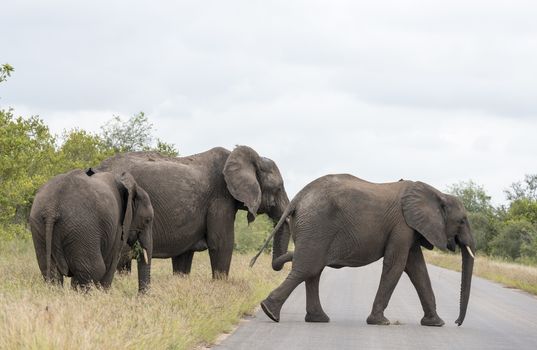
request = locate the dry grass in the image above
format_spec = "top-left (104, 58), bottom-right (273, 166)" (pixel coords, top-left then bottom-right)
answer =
top-left (424, 250), bottom-right (537, 295)
top-left (0, 240), bottom-right (286, 349)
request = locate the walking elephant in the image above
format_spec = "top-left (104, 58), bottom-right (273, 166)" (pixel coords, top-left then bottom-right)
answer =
top-left (29, 169), bottom-right (154, 292)
top-left (252, 175), bottom-right (475, 326)
top-left (96, 146), bottom-right (290, 278)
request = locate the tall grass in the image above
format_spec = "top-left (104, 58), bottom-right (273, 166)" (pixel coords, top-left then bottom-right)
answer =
top-left (424, 250), bottom-right (537, 295)
top-left (0, 240), bottom-right (285, 349)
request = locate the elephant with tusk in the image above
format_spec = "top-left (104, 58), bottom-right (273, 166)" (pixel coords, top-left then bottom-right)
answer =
top-left (29, 168), bottom-right (154, 292)
top-left (97, 146), bottom-right (290, 279)
top-left (252, 175), bottom-right (475, 326)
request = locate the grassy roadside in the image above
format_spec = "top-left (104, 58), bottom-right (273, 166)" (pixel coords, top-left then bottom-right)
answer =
top-left (424, 250), bottom-right (537, 295)
top-left (0, 240), bottom-right (285, 349)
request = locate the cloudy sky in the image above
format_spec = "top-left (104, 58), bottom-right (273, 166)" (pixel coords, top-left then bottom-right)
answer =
top-left (1, 1), bottom-right (536, 203)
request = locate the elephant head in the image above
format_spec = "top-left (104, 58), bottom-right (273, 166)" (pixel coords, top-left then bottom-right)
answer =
top-left (223, 146), bottom-right (290, 266)
top-left (118, 172), bottom-right (154, 292)
top-left (402, 181), bottom-right (476, 326)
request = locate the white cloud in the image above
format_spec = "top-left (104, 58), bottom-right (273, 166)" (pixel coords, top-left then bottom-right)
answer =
top-left (1, 0), bottom-right (537, 205)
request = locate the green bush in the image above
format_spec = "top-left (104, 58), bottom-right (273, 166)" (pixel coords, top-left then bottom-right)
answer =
top-left (0, 224), bottom-right (32, 242)
top-left (490, 219), bottom-right (537, 260)
top-left (467, 212), bottom-right (499, 255)
top-left (234, 211), bottom-right (274, 253)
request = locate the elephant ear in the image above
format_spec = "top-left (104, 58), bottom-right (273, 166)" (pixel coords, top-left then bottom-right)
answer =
top-left (118, 172), bottom-right (138, 237)
top-left (223, 146), bottom-right (262, 223)
top-left (402, 181), bottom-right (448, 249)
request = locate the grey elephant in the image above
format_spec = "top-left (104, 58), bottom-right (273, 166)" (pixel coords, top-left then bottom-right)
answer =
top-left (96, 146), bottom-right (290, 278)
top-left (29, 168), bottom-right (154, 292)
top-left (252, 175), bottom-right (475, 326)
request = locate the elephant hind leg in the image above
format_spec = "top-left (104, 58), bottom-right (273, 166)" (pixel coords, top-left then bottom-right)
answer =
top-left (261, 270), bottom-right (305, 322)
top-left (172, 251), bottom-right (195, 275)
top-left (70, 256), bottom-right (106, 291)
top-left (261, 265), bottom-right (326, 322)
top-left (305, 269), bottom-right (330, 322)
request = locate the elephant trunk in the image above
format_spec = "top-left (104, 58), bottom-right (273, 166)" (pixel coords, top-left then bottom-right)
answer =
top-left (272, 221), bottom-right (291, 271)
top-left (137, 228), bottom-right (152, 293)
top-left (455, 241), bottom-right (475, 326)
top-left (271, 192), bottom-right (292, 271)
top-left (137, 257), bottom-right (151, 293)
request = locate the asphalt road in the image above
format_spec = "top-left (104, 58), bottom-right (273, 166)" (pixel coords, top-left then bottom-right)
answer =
top-left (215, 261), bottom-right (537, 350)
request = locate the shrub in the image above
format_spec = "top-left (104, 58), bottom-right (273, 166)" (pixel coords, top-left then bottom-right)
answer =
top-left (490, 219), bottom-right (537, 260)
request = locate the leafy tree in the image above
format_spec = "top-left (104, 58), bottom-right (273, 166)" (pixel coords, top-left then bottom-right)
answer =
top-left (506, 198), bottom-right (537, 224)
top-left (0, 110), bottom-right (56, 223)
top-left (446, 180), bottom-right (494, 215)
top-left (100, 112), bottom-right (178, 156)
top-left (490, 219), bottom-right (537, 260)
top-left (101, 112), bottom-right (154, 153)
top-left (0, 63), bottom-right (14, 84)
top-left (447, 180), bottom-right (499, 253)
top-left (505, 174), bottom-right (537, 202)
top-left (467, 212), bottom-right (499, 255)
top-left (154, 138), bottom-right (179, 157)
top-left (56, 129), bottom-right (114, 172)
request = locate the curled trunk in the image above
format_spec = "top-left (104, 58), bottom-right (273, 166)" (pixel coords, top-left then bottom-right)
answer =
top-left (270, 193), bottom-right (291, 271)
top-left (455, 244), bottom-right (474, 326)
top-left (272, 221), bottom-right (291, 271)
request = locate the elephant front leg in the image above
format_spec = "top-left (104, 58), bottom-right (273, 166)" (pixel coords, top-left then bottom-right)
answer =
top-left (405, 243), bottom-right (444, 327)
top-left (367, 237), bottom-right (411, 325)
top-left (207, 200), bottom-right (236, 279)
top-left (172, 251), bottom-right (195, 275)
top-left (305, 269), bottom-right (330, 323)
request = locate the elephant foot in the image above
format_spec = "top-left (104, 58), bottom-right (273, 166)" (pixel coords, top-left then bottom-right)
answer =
top-left (366, 313), bottom-right (390, 325)
top-left (421, 314), bottom-right (445, 327)
top-left (260, 298), bottom-right (281, 322)
top-left (305, 311), bottom-right (330, 323)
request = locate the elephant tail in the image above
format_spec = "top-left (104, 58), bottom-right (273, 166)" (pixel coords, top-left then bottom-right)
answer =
top-left (44, 218), bottom-right (55, 282)
top-left (249, 201), bottom-right (295, 268)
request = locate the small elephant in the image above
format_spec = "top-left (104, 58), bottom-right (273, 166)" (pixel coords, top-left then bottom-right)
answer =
top-left (29, 169), bottom-right (154, 292)
top-left (97, 146), bottom-right (290, 278)
top-left (253, 175), bottom-right (475, 326)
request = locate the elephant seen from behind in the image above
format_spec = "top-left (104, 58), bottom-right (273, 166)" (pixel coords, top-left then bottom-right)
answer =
top-left (252, 175), bottom-right (475, 326)
top-left (30, 169), bottom-right (154, 292)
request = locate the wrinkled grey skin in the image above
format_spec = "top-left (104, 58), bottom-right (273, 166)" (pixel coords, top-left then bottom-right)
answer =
top-left (97, 146), bottom-right (289, 278)
top-left (29, 169), bottom-right (154, 292)
top-left (257, 175), bottom-right (475, 326)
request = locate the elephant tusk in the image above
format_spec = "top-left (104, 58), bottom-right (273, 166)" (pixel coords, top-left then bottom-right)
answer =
top-left (465, 245), bottom-right (475, 259)
top-left (143, 248), bottom-right (149, 264)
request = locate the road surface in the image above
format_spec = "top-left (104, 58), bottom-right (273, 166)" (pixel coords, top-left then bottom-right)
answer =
top-left (215, 261), bottom-right (537, 350)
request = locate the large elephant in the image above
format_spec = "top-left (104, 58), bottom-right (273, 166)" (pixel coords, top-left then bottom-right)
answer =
top-left (29, 169), bottom-right (154, 292)
top-left (96, 146), bottom-right (290, 278)
top-left (253, 175), bottom-right (475, 326)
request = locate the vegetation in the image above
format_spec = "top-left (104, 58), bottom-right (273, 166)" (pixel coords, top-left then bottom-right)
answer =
top-left (0, 239), bottom-right (286, 349)
top-left (0, 108), bottom-right (177, 236)
top-left (0, 63), bottom-right (14, 84)
top-left (446, 178), bottom-right (537, 264)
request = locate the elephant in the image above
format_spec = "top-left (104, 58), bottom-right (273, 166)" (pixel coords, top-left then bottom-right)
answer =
top-left (29, 168), bottom-right (154, 292)
top-left (252, 174), bottom-right (475, 326)
top-left (96, 145), bottom-right (290, 278)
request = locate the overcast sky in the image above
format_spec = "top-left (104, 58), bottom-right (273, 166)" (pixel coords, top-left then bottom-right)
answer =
top-left (1, 1), bottom-right (536, 204)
